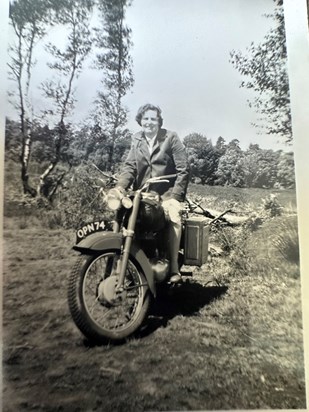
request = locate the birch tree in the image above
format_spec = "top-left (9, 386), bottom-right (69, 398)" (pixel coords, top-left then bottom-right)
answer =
top-left (8, 0), bottom-right (52, 196)
top-left (230, 0), bottom-right (292, 143)
top-left (38, 0), bottom-right (93, 198)
top-left (93, 0), bottom-right (134, 172)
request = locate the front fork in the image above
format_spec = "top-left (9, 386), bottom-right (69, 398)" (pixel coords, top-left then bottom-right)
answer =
top-left (114, 191), bottom-right (142, 292)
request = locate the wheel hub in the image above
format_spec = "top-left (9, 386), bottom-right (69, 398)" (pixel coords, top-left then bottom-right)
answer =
top-left (97, 277), bottom-right (125, 306)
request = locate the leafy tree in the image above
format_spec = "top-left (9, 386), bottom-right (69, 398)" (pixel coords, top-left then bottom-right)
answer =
top-left (8, 0), bottom-right (95, 200)
top-left (38, 0), bottom-right (93, 199)
top-left (230, 0), bottom-right (292, 143)
top-left (241, 144), bottom-right (279, 188)
top-left (8, 0), bottom-right (54, 195)
top-left (183, 133), bottom-right (217, 184)
top-left (49, 162), bottom-right (112, 229)
top-left (215, 139), bottom-right (246, 187)
top-left (254, 149), bottom-right (279, 188)
top-left (28, 122), bottom-right (55, 163)
top-left (93, 0), bottom-right (134, 172)
top-left (67, 123), bottom-right (130, 172)
top-left (213, 136), bottom-right (227, 177)
top-left (67, 125), bottom-right (104, 165)
top-left (277, 151), bottom-right (295, 188)
top-left (214, 136), bottom-right (227, 157)
top-left (5, 118), bottom-right (23, 162)
top-left (239, 144), bottom-right (262, 187)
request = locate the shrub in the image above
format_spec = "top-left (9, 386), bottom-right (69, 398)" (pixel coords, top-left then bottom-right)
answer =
top-left (49, 162), bottom-right (114, 229)
top-left (262, 194), bottom-right (283, 217)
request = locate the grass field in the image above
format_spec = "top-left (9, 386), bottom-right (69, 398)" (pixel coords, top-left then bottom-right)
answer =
top-left (2, 182), bottom-right (306, 411)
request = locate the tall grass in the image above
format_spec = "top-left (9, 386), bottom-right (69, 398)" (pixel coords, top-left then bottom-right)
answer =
top-left (212, 225), bottom-right (251, 277)
top-left (273, 217), bottom-right (299, 264)
top-left (212, 214), bottom-right (300, 280)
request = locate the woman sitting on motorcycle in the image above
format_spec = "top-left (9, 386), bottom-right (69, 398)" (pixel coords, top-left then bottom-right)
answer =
top-left (115, 103), bottom-right (190, 283)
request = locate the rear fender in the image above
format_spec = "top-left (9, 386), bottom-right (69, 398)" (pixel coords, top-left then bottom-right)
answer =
top-left (73, 232), bottom-right (156, 296)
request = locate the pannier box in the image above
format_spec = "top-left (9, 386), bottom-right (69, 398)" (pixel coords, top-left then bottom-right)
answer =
top-left (184, 216), bottom-right (209, 266)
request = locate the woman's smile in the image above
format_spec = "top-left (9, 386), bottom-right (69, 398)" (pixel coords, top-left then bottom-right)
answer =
top-left (141, 109), bottom-right (160, 137)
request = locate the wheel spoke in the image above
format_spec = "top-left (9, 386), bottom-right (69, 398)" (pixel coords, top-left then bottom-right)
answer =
top-left (89, 296), bottom-right (100, 314)
top-left (113, 306), bottom-right (121, 329)
top-left (97, 306), bottom-right (112, 322)
top-left (85, 282), bottom-right (96, 296)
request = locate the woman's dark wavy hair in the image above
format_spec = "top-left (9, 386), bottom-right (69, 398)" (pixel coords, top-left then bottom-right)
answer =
top-left (135, 104), bottom-right (163, 128)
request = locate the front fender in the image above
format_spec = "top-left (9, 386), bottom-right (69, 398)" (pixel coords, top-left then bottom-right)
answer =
top-left (73, 231), bottom-right (123, 253)
top-left (73, 232), bottom-right (156, 297)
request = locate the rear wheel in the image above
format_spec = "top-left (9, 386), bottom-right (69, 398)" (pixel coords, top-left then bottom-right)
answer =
top-left (68, 250), bottom-right (150, 343)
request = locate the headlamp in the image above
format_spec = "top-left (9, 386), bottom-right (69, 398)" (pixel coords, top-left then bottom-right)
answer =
top-left (121, 197), bottom-right (133, 209)
top-left (106, 189), bottom-right (122, 211)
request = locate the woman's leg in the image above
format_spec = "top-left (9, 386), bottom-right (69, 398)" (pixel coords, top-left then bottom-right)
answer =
top-left (162, 198), bottom-right (183, 281)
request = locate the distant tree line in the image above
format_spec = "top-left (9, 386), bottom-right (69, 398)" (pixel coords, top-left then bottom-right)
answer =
top-left (6, 119), bottom-right (295, 194)
top-left (184, 133), bottom-right (295, 189)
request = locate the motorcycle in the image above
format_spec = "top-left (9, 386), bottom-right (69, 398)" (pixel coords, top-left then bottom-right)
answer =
top-left (67, 174), bottom-right (230, 344)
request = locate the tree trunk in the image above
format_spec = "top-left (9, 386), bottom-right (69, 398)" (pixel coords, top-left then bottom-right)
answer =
top-left (37, 121), bottom-right (66, 197)
top-left (37, 163), bottom-right (56, 197)
top-left (20, 121), bottom-right (37, 197)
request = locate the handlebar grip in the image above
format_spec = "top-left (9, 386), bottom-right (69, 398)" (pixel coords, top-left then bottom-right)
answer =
top-left (159, 174), bottom-right (177, 179)
top-left (148, 174), bottom-right (177, 182)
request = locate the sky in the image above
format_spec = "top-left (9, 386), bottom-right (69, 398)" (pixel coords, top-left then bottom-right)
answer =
top-left (122, 0), bottom-right (280, 149)
top-left (3, 0), bottom-right (293, 151)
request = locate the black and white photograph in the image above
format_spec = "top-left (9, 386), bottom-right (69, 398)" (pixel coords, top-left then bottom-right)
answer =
top-left (1, 0), bottom-right (309, 411)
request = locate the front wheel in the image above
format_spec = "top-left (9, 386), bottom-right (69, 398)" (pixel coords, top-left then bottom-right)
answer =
top-left (68, 250), bottom-right (150, 343)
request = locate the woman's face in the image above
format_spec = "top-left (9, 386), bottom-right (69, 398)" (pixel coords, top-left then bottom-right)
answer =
top-left (141, 109), bottom-right (160, 137)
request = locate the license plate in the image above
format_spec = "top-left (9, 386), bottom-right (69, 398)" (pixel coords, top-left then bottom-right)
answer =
top-left (76, 220), bottom-right (110, 243)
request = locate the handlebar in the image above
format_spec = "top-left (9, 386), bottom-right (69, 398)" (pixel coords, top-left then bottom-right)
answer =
top-left (145, 174), bottom-right (176, 184)
top-left (140, 174), bottom-right (177, 191)
top-left (92, 164), bottom-right (176, 187)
